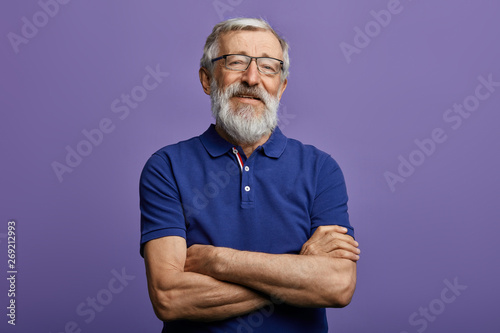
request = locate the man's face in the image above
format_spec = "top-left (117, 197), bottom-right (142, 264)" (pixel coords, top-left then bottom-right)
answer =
top-left (213, 29), bottom-right (287, 116)
top-left (202, 29), bottom-right (288, 144)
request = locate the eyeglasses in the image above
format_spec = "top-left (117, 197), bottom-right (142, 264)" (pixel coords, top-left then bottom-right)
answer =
top-left (211, 54), bottom-right (283, 75)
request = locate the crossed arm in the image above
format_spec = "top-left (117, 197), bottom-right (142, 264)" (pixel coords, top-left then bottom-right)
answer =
top-left (143, 225), bottom-right (360, 322)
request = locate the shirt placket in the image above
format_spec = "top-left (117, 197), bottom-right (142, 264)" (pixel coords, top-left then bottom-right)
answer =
top-left (232, 147), bottom-right (254, 208)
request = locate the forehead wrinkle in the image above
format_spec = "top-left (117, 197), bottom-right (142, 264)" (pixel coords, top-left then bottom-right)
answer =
top-left (231, 51), bottom-right (275, 59)
top-left (219, 31), bottom-right (283, 59)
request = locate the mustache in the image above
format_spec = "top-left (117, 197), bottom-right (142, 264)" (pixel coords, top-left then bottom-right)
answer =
top-left (224, 83), bottom-right (272, 105)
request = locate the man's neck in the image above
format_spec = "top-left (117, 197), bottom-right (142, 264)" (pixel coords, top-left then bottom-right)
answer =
top-left (215, 124), bottom-right (271, 158)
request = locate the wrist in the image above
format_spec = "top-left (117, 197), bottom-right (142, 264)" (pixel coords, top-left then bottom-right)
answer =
top-left (211, 246), bottom-right (233, 279)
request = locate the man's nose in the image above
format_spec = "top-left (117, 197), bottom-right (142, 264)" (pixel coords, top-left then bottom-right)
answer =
top-left (241, 59), bottom-right (261, 87)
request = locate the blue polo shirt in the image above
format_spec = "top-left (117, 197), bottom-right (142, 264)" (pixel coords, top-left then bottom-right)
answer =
top-left (140, 124), bottom-right (353, 333)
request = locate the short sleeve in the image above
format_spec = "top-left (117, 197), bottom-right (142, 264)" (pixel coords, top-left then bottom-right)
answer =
top-left (310, 155), bottom-right (354, 238)
top-left (139, 153), bottom-right (187, 256)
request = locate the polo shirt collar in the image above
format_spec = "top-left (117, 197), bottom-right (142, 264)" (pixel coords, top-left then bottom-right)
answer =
top-left (200, 124), bottom-right (287, 159)
top-left (261, 126), bottom-right (287, 158)
top-left (200, 124), bottom-right (234, 157)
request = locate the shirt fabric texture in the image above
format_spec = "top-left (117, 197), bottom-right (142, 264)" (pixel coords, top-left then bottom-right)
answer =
top-left (140, 124), bottom-right (354, 333)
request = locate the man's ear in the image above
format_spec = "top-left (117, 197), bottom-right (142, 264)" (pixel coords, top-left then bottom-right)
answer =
top-left (278, 78), bottom-right (288, 99)
top-left (199, 67), bottom-right (212, 95)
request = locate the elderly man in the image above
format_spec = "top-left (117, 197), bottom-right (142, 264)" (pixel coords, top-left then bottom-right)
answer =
top-left (140, 18), bottom-right (360, 332)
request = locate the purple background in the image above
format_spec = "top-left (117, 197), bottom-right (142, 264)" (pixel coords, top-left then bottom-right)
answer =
top-left (1, 1), bottom-right (499, 332)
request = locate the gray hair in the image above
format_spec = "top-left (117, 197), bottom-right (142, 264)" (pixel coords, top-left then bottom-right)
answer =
top-left (200, 18), bottom-right (290, 82)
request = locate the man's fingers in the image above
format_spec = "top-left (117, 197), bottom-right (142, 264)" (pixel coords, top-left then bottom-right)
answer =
top-left (306, 225), bottom-right (341, 243)
top-left (325, 241), bottom-right (360, 255)
top-left (302, 234), bottom-right (358, 253)
top-left (319, 225), bottom-right (349, 235)
top-left (301, 243), bottom-right (360, 261)
top-left (328, 249), bottom-right (360, 262)
top-left (326, 233), bottom-right (358, 248)
top-left (301, 239), bottom-right (360, 256)
top-left (300, 225), bottom-right (360, 258)
top-left (310, 226), bottom-right (357, 245)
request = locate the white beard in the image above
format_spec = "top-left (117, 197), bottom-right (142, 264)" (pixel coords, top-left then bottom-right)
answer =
top-left (210, 80), bottom-right (280, 145)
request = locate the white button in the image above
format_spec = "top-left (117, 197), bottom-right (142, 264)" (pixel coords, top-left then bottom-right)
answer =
top-left (244, 166), bottom-right (250, 172)
top-left (244, 186), bottom-right (250, 192)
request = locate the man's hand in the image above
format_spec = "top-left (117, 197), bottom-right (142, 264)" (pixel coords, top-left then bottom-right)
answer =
top-left (186, 225), bottom-right (360, 277)
top-left (300, 225), bottom-right (360, 261)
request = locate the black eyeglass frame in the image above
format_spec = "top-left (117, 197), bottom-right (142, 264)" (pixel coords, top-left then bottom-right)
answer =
top-left (211, 54), bottom-right (284, 75)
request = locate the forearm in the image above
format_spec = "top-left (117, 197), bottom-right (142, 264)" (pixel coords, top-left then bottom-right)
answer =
top-left (149, 269), bottom-right (269, 322)
top-left (198, 248), bottom-right (356, 308)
